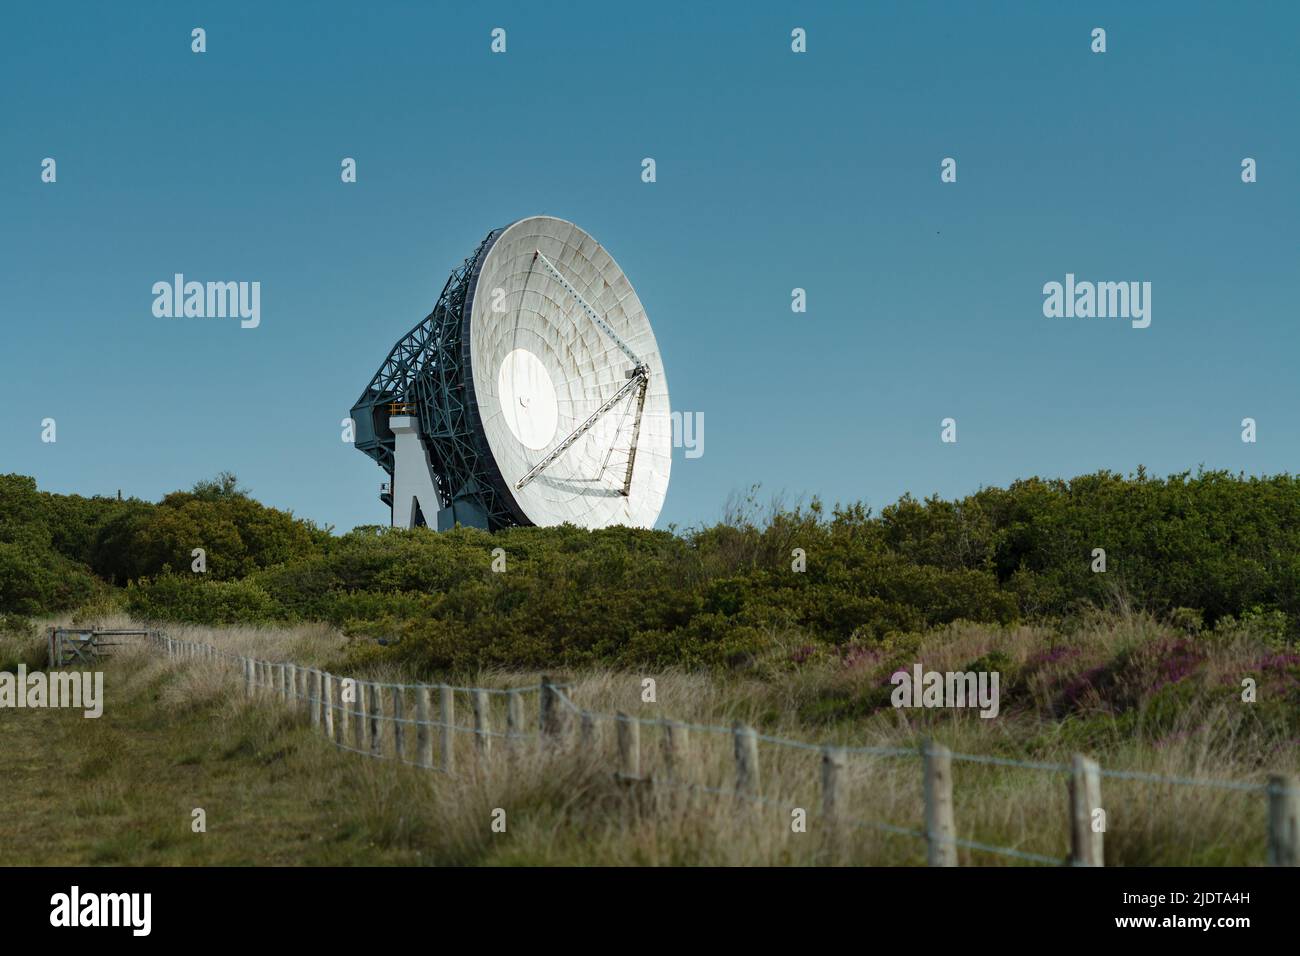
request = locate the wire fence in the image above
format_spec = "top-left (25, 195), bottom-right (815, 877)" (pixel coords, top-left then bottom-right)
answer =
top-left (133, 628), bottom-right (1300, 867)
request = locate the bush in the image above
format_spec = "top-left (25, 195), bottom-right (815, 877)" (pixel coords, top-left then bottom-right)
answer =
top-left (124, 575), bottom-right (283, 626)
top-left (11, 466), bottom-right (1300, 673)
top-left (91, 473), bottom-right (329, 583)
top-left (0, 475), bottom-right (104, 615)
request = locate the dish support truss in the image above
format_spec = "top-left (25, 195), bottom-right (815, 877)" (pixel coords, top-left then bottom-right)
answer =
top-left (349, 227), bottom-right (523, 531)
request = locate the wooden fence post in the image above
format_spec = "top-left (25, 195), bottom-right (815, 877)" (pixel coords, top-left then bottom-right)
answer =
top-left (923, 740), bottom-right (957, 866)
top-left (506, 690), bottom-right (523, 756)
top-left (1268, 774), bottom-right (1300, 866)
top-left (662, 720), bottom-right (688, 780)
top-left (309, 671), bottom-right (321, 729)
top-left (472, 690), bottom-right (491, 760)
top-left (416, 687), bottom-right (434, 769)
top-left (353, 680), bottom-right (367, 752)
top-left (334, 677), bottom-right (348, 746)
top-left (1069, 754), bottom-right (1104, 866)
top-left (321, 673), bottom-right (334, 739)
top-left (539, 677), bottom-right (553, 736)
top-left (733, 723), bottom-right (760, 798)
top-left (540, 676), bottom-right (569, 742)
top-left (821, 746), bottom-right (846, 821)
top-left (439, 685), bottom-right (455, 773)
top-left (368, 683), bottom-right (384, 757)
top-left (616, 713), bottom-right (641, 779)
top-left (243, 658), bottom-right (253, 697)
top-left (391, 687), bottom-right (405, 762)
top-left (320, 672), bottom-right (332, 734)
top-left (286, 664), bottom-right (298, 706)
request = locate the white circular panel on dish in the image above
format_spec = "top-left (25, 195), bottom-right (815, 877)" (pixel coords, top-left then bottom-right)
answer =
top-left (496, 348), bottom-right (558, 450)
top-left (467, 216), bottom-right (672, 529)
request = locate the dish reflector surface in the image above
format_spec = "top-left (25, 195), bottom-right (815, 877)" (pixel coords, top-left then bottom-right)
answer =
top-left (465, 216), bottom-right (671, 529)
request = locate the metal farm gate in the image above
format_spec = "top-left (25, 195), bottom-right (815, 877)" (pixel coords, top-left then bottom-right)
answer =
top-left (46, 627), bottom-right (153, 667)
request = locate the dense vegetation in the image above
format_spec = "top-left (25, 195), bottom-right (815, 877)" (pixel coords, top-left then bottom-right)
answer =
top-left (0, 474), bottom-right (106, 615)
top-left (0, 472), bottom-right (328, 617)
top-left (5, 468), bottom-right (1300, 675)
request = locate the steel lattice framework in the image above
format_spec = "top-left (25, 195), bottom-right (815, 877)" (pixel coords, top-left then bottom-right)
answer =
top-left (350, 227), bottom-right (523, 530)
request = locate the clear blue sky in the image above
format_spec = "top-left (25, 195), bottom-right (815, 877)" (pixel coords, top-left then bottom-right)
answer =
top-left (4, 1), bottom-right (1298, 533)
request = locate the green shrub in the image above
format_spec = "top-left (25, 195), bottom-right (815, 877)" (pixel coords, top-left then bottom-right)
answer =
top-left (0, 475), bottom-right (104, 615)
top-left (124, 575), bottom-right (283, 625)
top-left (12, 466), bottom-right (1300, 673)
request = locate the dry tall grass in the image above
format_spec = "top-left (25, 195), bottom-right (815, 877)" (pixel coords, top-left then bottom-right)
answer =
top-left (2, 610), bottom-right (1293, 865)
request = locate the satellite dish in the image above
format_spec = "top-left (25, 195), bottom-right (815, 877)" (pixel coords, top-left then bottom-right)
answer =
top-left (351, 216), bottom-right (671, 532)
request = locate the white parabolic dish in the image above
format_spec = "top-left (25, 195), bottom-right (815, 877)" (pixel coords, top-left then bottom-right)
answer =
top-left (464, 216), bottom-right (671, 529)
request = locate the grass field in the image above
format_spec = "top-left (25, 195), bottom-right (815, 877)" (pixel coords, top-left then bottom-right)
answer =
top-left (0, 612), bottom-right (1294, 866)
